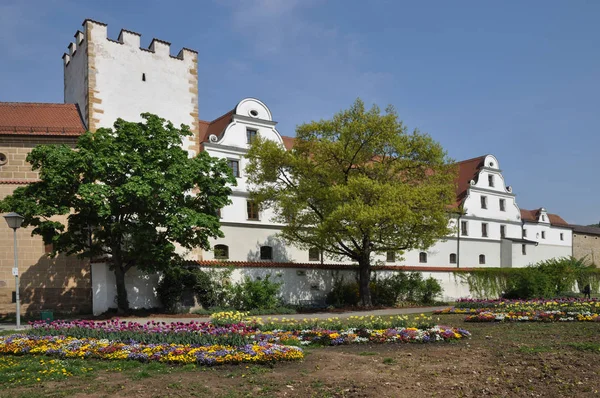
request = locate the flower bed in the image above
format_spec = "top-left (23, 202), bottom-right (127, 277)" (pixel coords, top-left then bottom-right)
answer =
top-left (435, 298), bottom-right (600, 315)
top-left (0, 335), bottom-right (303, 365)
top-left (27, 318), bottom-right (470, 346)
top-left (464, 311), bottom-right (600, 323)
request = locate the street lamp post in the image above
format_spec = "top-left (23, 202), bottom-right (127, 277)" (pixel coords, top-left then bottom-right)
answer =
top-left (4, 212), bottom-right (24, 329)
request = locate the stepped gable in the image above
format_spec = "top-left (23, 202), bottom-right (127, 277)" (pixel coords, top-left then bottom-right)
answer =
top-left (0, 102), bottom-right (86, 136)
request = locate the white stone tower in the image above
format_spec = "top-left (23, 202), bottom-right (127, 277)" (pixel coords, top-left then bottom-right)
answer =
top-left (62, 19), bottom-right (200, 156)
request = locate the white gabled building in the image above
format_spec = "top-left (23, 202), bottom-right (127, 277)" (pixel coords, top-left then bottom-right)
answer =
top-left (198, 104), bottom-right (573, 270)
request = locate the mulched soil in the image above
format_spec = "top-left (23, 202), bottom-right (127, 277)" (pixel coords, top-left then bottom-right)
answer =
top-left (4, 315), bottom-right (600, 397)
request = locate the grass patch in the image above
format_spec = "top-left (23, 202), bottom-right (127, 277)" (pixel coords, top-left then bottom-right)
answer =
top-left (567, 342), bottom-right (600, 352)
top-left (382, 358), bottom-right (396, 365)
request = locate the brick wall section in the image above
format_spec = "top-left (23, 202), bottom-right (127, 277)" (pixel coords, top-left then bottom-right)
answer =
top-left (0, 137), bottom-right (91, 315)
top-left (573, 232), bottom-right (600, 265)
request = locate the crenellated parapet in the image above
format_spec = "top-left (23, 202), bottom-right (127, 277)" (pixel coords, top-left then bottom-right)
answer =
top-left (62, 19), bottom-right (197, 67)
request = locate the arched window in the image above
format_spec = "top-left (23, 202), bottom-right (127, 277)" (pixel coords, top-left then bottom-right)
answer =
top-left (386, 251), bottom-right (396, 263)
top-left (214, 244), bottom-right (229, 260)
top-left (479, 254), bottom-right (486, 265)
top-left (419, 252), bottom-right (427, 263)
top-left (449, 253), bottom-right (457, 264)
top-left (308, 247), bottom-right (320, 261)
top-left (260, 246), bottom-right (273, 260)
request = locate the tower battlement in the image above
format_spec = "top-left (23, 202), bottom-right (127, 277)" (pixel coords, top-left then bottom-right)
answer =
top-left (62, 19), bottom-right (198, 67)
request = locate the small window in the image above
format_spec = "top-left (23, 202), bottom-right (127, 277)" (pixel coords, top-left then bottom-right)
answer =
top-left (247, 200), bottom-right (259, 220)
top-left (541, 231), bottom-right (546, 239)
top-left (522, 228), bottom-right (527, 238)
top-left (541, 215), bottom-right (546, 221)
top-left (560, 233), bottom-right (564, 241)
top-left (488, 175), bottom-right (494, 187)
top-left (0, 153), bottom-right (7, 166)
top-left (500, 225), bottom-right (506, 239)
top-left (228, 159), bottom-right (240, 177)
top-left (419, 252), bottom-right (427, 263)
top-left (216, 208), bottom-right (222, 219)
top-left (480, 196), bottom-right (487, 209)
top-left (142, 73), bottom-right (146, 81)
top-left (481, 223), bottom-right (488, 237)
top-left (386, 251), bottom-right (396, 263)
top-left (246, 129), bottom-right (257, 144)
top-left (499, 199), bottom-right (505, 212)
top-left (479, 254), bottom-right (486, 264)
top-left (260, 246), bottom-right (273, 260)
top-left (250, 109), bottom-right (259, 117)
top-left (522, 244), bottom-right (526, 255)
top-left (449, 253), bottom-right (457, 264)
top-left (309, 247), bottom-right (320, 262)
top-left (214, 244), bottom-right (229, 260)
top-left (460, 221), bottom-right (468, 236)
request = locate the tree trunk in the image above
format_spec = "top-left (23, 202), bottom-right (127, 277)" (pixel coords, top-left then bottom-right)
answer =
top-left (114, 266), bottom-right (130, 314)
top-left (358, 256), bottom-right (372, 307)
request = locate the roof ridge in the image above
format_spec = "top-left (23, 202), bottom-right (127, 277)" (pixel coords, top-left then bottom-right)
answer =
top-left (0, 102), bottom-right (75, 107)
top-left (456, 155), bottom-right (487, 164)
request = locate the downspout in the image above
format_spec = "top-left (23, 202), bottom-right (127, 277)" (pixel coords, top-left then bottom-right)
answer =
top-left (456, 214), bottom-right (461, 268)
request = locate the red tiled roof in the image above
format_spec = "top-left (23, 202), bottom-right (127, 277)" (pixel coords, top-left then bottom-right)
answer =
top-left (454, 155), bottom-right (486, 208)
top-left (198, 109), bottom-right (235, 148)
top-left (0, 102), bottom-right (86, 136)
top-left (520, 208), bottom-right (570, 226)
top-left (281, 135), bottom-right (295, 150)
top-left (0, 179), bottom-right (39, 185)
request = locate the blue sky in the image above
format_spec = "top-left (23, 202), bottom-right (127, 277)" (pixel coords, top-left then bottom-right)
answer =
top-left (1, 0), bottom-right (598, 225)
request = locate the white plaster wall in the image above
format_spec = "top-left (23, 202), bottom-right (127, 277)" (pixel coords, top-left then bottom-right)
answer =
top-left (523, 223), bottom-right (571, 247)
top-left (92, 263), bottom-right (161, 315)
top-left (65, 21), bottom-right (198, 156)
top-left (63, 35), bottom-right (87, 123)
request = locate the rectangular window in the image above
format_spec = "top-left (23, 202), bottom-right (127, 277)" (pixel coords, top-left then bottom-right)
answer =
top-left (480, 196), bottom-right (487, 209)
top-left (499, 199), bottom-right (505, 211)
top-left (481, 223), bottom-right (488, 237)
top-left (386, 251), bottom-right (395, 262)
top-left (460, 221), bottom-right (468, 236)
top-left (523, 228), bottom-right (527, 238)
top-left (500, 225), bottom-right (506, 238)
top-left (522, 244), bottom-right (527, 255)
top-left (560, 233), bottom-right (564, 241)
top-left (227, 159), bottom-right (240, 177)
top-left (216, 208), bottom-right (222, 219)
top-left (246, 129), bottom-right (257, 144)
top-left (541, 231), bottom-right (546, 239)
top-left (247, 200), bottom-right (259, 220)
top-left (488, 175), bottom-right (494, 187)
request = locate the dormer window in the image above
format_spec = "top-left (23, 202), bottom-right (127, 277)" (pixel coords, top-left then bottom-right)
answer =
top-left (488, 175), bottom-right (494, 187)
top-left (541, 215), bottom-right (546, 222)
top-left (246, 129), bottom-right (257, 144)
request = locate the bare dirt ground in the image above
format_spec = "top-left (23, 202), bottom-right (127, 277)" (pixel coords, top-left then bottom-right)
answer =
top-left (4, 315), bottom-right (600, 398)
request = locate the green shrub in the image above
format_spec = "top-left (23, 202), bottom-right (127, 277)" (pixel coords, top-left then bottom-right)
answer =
top-left (191, 268), bottom-right (232, 308)
top-left (420, 277), bottom-right (443, 304)
top-left (230, 274), bottom-right (282, 310)
top-left (156, 267), bottom-right (196, 313)
top-left (456, 257), bottom-right (600, 299)
top-left (326, 276), bottom-right (359, 307)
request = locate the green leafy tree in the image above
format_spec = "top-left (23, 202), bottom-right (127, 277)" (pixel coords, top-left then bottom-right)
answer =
top-left (0, 114), bottom-right (235, 313)
top-left (245, 99), bottom-right (456, 306)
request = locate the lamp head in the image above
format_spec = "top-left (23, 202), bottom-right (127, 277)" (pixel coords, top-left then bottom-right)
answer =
top-left (3, 212), bottom-right (24, 230)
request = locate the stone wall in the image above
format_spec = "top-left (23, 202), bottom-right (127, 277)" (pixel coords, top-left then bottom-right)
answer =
top-left (0, 136), bottom-right (92, 316)
top-left (573, 231), bottom-right (600, 265)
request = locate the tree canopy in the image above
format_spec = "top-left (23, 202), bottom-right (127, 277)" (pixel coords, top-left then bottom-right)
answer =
top-left (246, 99), bottom-right (457, 305)
top-left (1, 113), bottom-right (235, 312)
